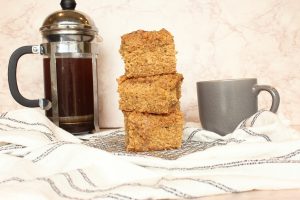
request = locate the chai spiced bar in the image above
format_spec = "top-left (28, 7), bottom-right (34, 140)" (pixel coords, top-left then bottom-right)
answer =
top-left (120, 29), bottom-right (176, 78)
top-left (124, 110), bottom-right (184, 152)
top-left (118, 73), bottom-right (183, 114)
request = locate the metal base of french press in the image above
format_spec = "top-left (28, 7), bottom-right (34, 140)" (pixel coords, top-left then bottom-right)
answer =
top-left (48, 115), bottom-right (96, 135)
top-left (60, 122), bottom-right (95, 135)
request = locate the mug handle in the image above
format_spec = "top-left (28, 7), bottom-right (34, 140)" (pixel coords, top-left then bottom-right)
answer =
top-left (8, 45), bottom-right (51, 110)
top-left (253, 85), bottom-right (280, 113)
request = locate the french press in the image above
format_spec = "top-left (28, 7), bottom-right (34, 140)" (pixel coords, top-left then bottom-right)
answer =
top-left (8, 0), bottom-right (101, 134)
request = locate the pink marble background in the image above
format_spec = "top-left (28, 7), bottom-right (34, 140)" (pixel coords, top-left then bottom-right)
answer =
top-left (0, 0), bottom-right (299, 127)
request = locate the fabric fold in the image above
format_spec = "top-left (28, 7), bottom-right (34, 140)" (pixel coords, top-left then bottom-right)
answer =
top-left (0, 108), bottom-right (300, 199)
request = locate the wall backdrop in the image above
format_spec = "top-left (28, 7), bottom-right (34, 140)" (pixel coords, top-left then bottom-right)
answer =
top-left (0, 0), bottom-right (299, 127)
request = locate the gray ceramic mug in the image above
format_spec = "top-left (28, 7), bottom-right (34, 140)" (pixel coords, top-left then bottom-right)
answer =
top-left (196, 78), bottom-right (280, 135)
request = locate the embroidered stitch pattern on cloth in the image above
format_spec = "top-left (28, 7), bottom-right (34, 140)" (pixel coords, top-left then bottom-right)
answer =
top-left (31, 141), bottom-right (73, 162)
top-left (83, 130), bottom-right (245, 160)
top-left (242, 128), bottom-right (271, 142)
top-left (77, 169), bottom-right (98, 187)
top-left (40, 173), bottom-right (237, 199)
top-left (0, 117), bottom-right (56, 139)
top-left (0, 121), bottom-right (54, 140)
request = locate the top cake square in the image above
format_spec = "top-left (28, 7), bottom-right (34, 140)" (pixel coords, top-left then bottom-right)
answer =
top-left (120, 29), bottom-right (176, 78)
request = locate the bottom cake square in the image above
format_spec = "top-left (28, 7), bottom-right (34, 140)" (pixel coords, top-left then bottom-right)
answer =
top-left (123, 111), bottom-right (184, 152)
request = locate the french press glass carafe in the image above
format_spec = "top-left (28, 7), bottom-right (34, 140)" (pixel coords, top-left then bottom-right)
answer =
top-left (8, 0), bottom-right (101, 134)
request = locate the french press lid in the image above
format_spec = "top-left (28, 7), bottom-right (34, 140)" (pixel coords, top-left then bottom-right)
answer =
top-left (40, 0), bottom-right (98, 40)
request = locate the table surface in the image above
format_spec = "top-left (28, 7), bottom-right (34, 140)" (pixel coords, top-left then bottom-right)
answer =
top-left (200, 125), bottom-right (300, 200)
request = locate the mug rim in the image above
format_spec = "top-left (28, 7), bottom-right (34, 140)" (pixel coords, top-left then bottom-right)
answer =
top-left (197, 78), bottom-right (257, 84)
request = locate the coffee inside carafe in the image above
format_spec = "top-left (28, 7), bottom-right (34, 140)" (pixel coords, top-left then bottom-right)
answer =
top-left (43, 57), bottom-right (95, 133)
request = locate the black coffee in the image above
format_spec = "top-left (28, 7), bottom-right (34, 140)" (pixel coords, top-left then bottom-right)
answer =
top-left (43, 57), bottom-right (94, 133)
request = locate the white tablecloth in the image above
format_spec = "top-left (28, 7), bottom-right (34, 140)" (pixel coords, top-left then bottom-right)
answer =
top-left (0, 109), bottom-right (300, 199)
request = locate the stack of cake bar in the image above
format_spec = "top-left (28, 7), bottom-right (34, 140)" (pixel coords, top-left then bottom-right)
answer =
top-left (118, 29), bottom-right (184, 152)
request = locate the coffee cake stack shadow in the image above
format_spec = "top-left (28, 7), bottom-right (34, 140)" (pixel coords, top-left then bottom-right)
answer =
top-left (117, 29), bottom-right (184, 152)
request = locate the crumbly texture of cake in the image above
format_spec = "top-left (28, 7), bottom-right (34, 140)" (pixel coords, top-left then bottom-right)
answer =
top-left (118, 73), bottom-right (183, 114)
top-left (124, 111), bottom-right (184, 152)
top-left (120, 29), bottom-right (176, 78)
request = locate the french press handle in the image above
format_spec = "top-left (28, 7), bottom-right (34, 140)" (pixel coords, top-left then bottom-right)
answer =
top-left (8, 45), bottom-right (51, 110)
